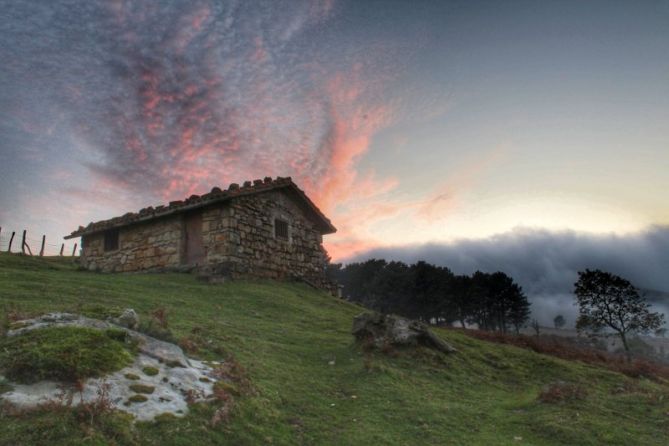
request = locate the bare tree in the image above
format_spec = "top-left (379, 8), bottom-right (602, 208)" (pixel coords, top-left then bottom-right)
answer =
top-left (530, 319), bottom-right (540, 336)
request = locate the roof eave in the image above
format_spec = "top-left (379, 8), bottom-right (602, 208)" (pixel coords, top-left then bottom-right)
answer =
top-left (65, 179), bottom-right (337, 238)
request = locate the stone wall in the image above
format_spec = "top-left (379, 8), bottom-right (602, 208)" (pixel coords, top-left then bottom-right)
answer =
top-left (80, 189), bottom-right (330, 288)
top-left (81, 217), bottom-right (182, 273)
top-left (199, 189), bottom-right (329, 287)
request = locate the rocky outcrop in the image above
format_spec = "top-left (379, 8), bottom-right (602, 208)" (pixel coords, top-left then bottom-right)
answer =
top-left (2, 312), bottom-right (220, 421)
top-left (352, 312), bottom-right (457, 354)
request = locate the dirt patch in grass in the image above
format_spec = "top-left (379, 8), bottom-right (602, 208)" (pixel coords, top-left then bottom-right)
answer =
top-left (538, 381), bottom-right (588, 403)
top-left (0, 326), bottom-right (136, 383)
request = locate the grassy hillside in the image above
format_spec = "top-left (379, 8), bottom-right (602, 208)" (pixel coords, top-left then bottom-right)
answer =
top-left (0, 253), bottom-right (667, 445)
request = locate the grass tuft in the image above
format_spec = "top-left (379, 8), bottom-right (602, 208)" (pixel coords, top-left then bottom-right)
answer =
top-left (126, 394), bottom-right (148, 404)
top-left (142, 366), bottom-right (159, 376)
top-left (0, 326), bottom-right (135, 383)
top-left (128, 384), bottom-right (155, 394)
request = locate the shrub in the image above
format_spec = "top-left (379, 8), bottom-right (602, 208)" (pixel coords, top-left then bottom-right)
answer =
top-left (137, 318), bottom-right (174, 343)
top-left (0, 326), bottom-right (136, 383)
top-left (74, 382), bottom-right (114, 425)
top-left (211, 359), bottom-right (254, 396)
top-left (459, 329), bottom-right (669, 382)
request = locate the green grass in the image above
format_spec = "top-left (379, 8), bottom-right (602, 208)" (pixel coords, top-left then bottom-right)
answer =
top-left (0, 253), bottom-right (668, 445)
top-left (0, 326), bottom-right (135, 383)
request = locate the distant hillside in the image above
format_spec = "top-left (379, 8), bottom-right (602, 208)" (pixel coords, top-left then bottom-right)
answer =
top-left (0, 253), bottom-right (668, 445)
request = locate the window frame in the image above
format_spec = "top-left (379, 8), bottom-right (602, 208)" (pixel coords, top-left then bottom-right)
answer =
top-left (274, 218), bottom-right (289, 240)
top-left (103, 229), bottom-right (120, 252)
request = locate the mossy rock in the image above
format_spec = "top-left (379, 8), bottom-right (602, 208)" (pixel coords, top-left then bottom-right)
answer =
top-left (0, 326), bottom-right (136, 384)
top-left (124, 373), bottom-right (140, 380)
top-left (129, 384), bottom-right (155, 394)
top-left (142, 366), bottom-right (159, 376)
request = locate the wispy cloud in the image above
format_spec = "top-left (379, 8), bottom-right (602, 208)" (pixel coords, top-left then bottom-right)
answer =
top-left (0, 0), bottom-right (483, 258)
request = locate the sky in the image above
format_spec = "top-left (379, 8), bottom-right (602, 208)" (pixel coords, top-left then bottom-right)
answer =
top-left (1, 1), bottom-right (668, 314)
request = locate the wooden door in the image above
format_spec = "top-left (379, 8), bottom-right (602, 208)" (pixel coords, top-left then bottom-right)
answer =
top-left (184, 212), bottom-right (204, 266)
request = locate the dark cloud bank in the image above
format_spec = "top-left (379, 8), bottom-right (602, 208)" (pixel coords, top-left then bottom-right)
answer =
top-left (352, 226), bottom-right (669, 327)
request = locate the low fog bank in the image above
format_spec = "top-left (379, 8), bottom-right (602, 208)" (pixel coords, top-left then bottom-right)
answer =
top-left (352, 226), bottom-right (669, 327)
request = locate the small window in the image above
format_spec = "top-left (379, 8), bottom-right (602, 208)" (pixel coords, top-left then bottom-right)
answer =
top-left (274, 219), bottom-right (288, 240)
top-left (104, 229), bottom-right (119, 251)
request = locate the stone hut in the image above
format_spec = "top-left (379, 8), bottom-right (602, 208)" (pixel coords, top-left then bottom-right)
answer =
top-left (65, 177), bottom-right (336, 288)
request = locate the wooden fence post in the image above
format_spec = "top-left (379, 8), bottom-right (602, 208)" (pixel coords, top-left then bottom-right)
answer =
top-left (39, 235), bottom-right (46, 256)
top-left (72, 243), bottom-right (77, 256)
top-left (21, 230), bottom-right (27, 255)
top-left (59, 244), bottom-right (64, 256)
top-left (8, 232), bottom-right (15, 252)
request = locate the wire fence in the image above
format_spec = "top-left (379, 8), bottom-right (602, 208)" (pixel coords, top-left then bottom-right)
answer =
top-left (0, 227), bottom-right (79, 257)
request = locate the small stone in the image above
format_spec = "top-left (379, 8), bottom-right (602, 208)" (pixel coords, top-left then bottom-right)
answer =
top-left (113, 309), bottom-right (139, 330)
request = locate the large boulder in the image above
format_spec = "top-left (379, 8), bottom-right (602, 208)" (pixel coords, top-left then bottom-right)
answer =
top-left (352, 312), bottom-right (457, 354)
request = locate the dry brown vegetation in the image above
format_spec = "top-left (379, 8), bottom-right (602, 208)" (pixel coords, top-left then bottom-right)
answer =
top-left (538, 381), bottom-right (588, 403)
top-left (459, 329), bottom-right (669, 382)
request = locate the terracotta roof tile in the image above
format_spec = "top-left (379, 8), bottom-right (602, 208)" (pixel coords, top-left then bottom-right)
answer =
top-left (64, 177), bottom-right (336, 239)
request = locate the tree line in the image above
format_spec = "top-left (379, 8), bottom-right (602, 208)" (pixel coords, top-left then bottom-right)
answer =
top-left (327, 259), bottom-right (531, 333)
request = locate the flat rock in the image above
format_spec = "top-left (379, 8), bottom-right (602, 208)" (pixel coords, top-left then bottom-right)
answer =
top-left (7, 312), bottom-right (190, 367)
top-left (1, 313), bottom-right (222, 421)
